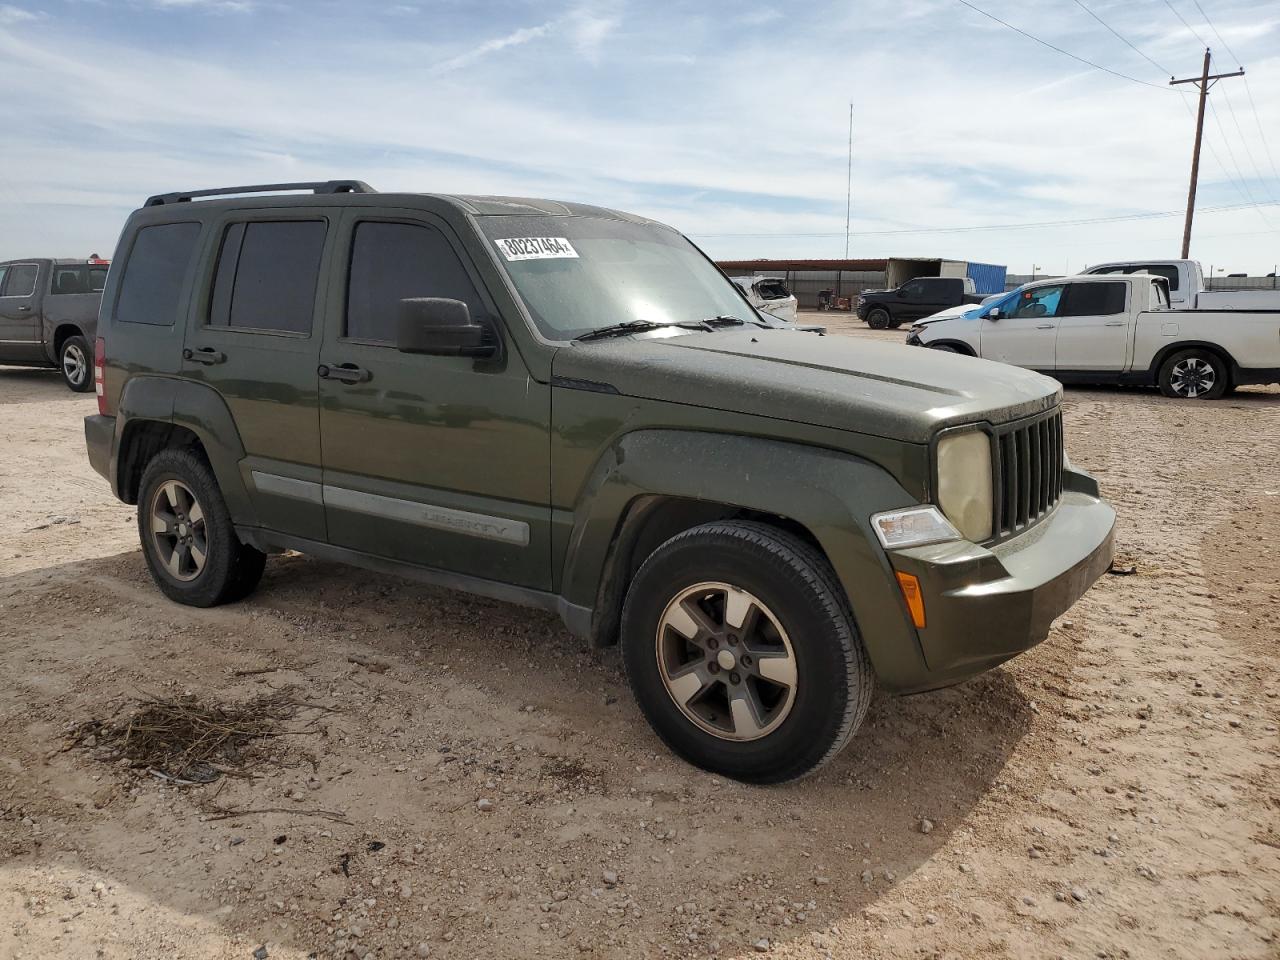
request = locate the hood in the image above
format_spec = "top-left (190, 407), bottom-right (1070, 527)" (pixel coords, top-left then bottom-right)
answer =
top-left (917, 304), bottom-right (981, 324)
top-left (553, 328), bottom-right (1060, 444)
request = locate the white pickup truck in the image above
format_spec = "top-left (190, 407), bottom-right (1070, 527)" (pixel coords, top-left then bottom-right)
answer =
top-left (1082, 259), bottom-right (1280, 311)
top-left (905, 273), bottom-right (1280, 399)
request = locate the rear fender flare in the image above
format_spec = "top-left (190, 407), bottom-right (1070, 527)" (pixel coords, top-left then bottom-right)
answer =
top-left (559, 429), bottom-right (929, 687)
top-left (114, 376), bottom-right (257, 525)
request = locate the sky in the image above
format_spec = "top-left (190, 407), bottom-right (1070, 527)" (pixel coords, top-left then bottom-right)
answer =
top-left (0, 0), bottom-right (1278, 275)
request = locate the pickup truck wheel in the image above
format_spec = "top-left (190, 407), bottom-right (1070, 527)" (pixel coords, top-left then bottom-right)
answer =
top-left (60, 336), bottom-right (92, 392)
top-left (866, 308), bottom-right (891, 330)
top-left (621, 521), bottom-right (873, 784)
top-left (137, 449), bottom-right (266, 607)
top-left (929, 344), bottom-right (960, 353)
top-left (1159, 349), bottom-right (1227, 400)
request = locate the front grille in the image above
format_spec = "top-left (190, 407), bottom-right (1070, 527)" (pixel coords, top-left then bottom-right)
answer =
top-left (993, 408), bottom-right (1063, 539)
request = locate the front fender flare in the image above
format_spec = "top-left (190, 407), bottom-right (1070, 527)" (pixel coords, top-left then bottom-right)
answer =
top-left (559, 429), bottom-right (931, 689)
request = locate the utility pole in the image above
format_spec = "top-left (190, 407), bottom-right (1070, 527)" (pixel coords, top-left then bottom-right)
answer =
top-left (1171, 49), bottom-right (1245, 258)
top-left (844, 103), bottom-right (853, 259)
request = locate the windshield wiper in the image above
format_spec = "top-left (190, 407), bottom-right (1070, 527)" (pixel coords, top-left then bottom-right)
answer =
top-left (699, 315), bottom-right (746, 327)
top-left (574, 320), bottom-right (708, 342)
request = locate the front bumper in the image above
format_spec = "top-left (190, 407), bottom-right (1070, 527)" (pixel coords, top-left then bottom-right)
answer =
top-left (905, 332), bottom-right (923, 346)
top-left (883, 472), bottom-right (1115, 693)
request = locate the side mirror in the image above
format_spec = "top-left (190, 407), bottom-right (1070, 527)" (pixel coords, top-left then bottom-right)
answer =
top-left (396, 298), bottom-right (495, 358)
top-left (987, 307), bottom-right (1001, 320)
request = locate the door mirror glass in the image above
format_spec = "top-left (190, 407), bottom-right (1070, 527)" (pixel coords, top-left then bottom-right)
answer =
top-left (396, 298), bottom-right (495, 357)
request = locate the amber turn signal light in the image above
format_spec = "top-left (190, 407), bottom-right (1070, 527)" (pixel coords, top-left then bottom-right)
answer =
top-left (895, 571), bottom-right (926, 629)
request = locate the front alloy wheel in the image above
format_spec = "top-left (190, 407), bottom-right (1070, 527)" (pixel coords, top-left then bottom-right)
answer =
top-left (656, 582), bottom-right (798, 741)
top-left (622, 520), bottom-right (874, 783)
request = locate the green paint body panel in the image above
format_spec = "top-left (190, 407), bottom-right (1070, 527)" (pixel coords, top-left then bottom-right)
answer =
top-left (85, 188), bottom-right (1116, 696)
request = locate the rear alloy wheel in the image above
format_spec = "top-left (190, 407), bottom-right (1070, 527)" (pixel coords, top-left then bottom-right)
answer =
top-left (1159, 349), bottom-right (1227, 400)
top-left (622, 521), bottom-right (873, 784)
top-left (866, 308), bottom-right (891, 330)
top-left (60, 335), bottom-right (92, 392)
top-left (138, 448), bottom-right (266, 606)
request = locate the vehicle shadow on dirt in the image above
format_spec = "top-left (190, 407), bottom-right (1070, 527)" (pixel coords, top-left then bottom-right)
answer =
top-left (0, 367), bottom-right (78, 404)
top-left (1, 549), bottom-right (1041, 957)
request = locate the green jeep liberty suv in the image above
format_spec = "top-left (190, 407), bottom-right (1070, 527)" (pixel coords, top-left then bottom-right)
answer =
top-left (84, 181), bottom-right (1115, 783)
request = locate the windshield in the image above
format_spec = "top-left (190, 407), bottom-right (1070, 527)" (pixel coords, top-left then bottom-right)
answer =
top-left (478, 214), bottom-right (751, 339)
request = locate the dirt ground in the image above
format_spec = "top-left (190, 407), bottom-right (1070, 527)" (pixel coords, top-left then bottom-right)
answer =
top-left (1, 320), bottom-right (1278, 960)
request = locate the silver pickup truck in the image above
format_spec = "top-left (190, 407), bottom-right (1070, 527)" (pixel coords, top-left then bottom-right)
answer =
top-left (0, 257), bottom-right (110, 391)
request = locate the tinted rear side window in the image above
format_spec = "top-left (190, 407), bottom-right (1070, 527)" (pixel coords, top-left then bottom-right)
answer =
top-left (1063, 281), bottom-right (1126, 316)
top-left (89, 266), bottom-right (109, 292)
top-left (3, 263), bottom-right (38, 298)
top-left (209, 221), bottom-right (326, 334)
top-left (346, 221), bottom-right (484, 343)
top-left (116, 222), bottom-right (202, 326)
top-left (51, 266), bottom-right (89, 295)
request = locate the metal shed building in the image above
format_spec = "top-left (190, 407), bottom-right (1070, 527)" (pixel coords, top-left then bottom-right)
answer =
top-left (716, 257), bottom-right (1008, 309)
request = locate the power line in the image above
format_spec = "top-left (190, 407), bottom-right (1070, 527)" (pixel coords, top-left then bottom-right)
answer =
top-left (1162, 0), bottom-right (1211, 47)
top-left (953, 0), bottom-right (1173, 91)
top-left (1068, 0), bottom-right (1171, 75)
top-left (1189, 0), bottom-right (1241, 65)
top-left (1243, 75), bottom-right (1280, 186)
top-left (1188, 0), bottom-right (1278, 199)
top-left (1206, 98), bottom-right (1275, 229)
top-left (689, 200), bottom-right (1280, 239)
top-left (1219, 84), bottom-right (1278, 204)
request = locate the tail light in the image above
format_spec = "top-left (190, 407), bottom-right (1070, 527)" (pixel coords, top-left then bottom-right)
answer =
top-left (94, 337), bottom-right (107, 415)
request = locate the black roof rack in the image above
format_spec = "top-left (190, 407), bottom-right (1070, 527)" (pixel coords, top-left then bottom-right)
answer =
top-left (144, 180), bottom-right (376, 207)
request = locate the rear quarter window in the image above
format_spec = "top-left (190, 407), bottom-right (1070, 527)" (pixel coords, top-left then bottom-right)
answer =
top-left (115, 222), bottom-right (202, 326)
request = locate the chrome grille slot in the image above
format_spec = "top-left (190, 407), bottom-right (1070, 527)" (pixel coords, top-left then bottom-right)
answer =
top-left (993, 409), bottom-right (1063, 540)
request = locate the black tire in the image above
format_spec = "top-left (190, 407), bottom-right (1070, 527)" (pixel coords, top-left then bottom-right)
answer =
top-left (137, 448), bottom-right (266, 607)
top-left (59, 335), bottom-right (92, 392)
top-left (621, 521), bottom-right (873, 784)
top-left (866, 308), bottom-right (891, 330)
top-left (1158, 348), bottom-right (1228, 400)
top-left (929, 343), bottom-right (961, 353)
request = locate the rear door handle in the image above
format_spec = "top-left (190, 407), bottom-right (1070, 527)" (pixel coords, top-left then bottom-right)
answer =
top-left (183, 347), bottom-right (226, 365)
top-left (319, 362), bottom-right (372, 384)
top-left (17, 305), bottom-right (31, 312)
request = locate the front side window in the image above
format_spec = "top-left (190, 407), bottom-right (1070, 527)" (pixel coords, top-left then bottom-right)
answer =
top-left (209, 221), bottom-right (326, 334)
top-left (1009, 284), bottom-right (1064, 319)
top-left (346, 221), bottom-right (485, 343)
top-left (478, 214), bottom-right (751, 339)
top-left (902, 281), bottom-right (925, 297)
top-left (1062, 281), bottom-right (1126, 316)
top-left (51, 266), bottom-right (89, 296)
top-left (116, 222), bottom-right (202, 326)
top-left (3, 263), bottom-right (38, 298)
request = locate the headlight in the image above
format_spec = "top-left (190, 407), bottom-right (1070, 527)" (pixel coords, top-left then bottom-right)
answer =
top-left (871, 505), bottom-right (961, 549)
top-left (935, 430), bottom-right (993, 542)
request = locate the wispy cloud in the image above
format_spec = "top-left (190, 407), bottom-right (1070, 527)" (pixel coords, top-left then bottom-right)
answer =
top-left (430, 22), bottom-right (553, 75)
top-left (566, 2), bottom-right (620, 61)
top-left (0, 4), bottom-right (38, 24)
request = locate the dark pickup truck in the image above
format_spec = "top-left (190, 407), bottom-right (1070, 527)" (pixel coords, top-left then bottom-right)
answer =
top-left (856, 276), bottom-right (984, 330)
top-left (0, 257), bottom-right (110, 391)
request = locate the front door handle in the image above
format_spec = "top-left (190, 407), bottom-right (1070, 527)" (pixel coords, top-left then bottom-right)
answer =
top-left (319, 362), bottom-right (372, 384)
top-left (1104, 321), bottom-right (1126, 327)
top-left (183, 347), bottom-right (226, 365)
top-left (1036, 323), bottom-right (1055, 330)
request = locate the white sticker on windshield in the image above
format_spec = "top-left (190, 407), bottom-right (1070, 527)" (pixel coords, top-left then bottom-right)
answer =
top-left (494, 237), bottom-right (579, 261)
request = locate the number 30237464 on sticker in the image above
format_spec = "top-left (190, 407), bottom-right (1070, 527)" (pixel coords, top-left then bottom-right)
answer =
top-left (495, 237), bottom-right (580, 261)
